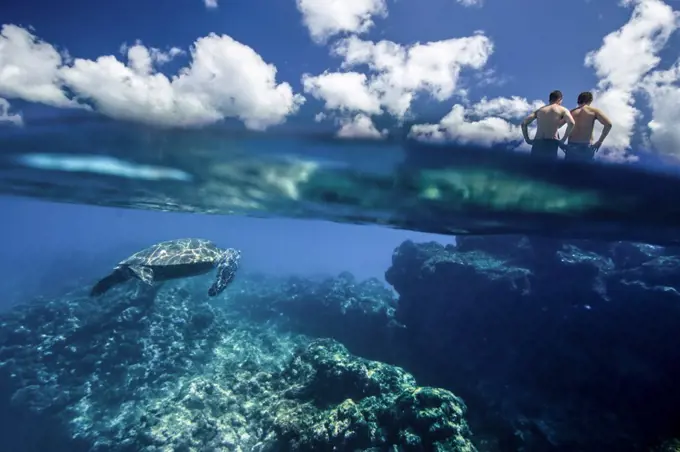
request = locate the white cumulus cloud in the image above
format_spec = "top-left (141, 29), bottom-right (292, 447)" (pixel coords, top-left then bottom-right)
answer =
top-left (409, 96), bottom-right (539, 147)
top-left (0, 97), bottom-right (22, 126)
top-left (583, 0), bottom-right (678, 161)
top-left (0, 24), bottom-right (305, 130)
top-left (120, 41), bottom-right (185, 71)
top-left (337, 113), bottom-right (386, 139)
top-left (296, 0), bottom-right (387, 44)
top-left (334, 35), bottom-right (493, 118)
top-left (302, 71), bottom-right (382, 114)
top-left (0, 25), bottom-right (81, 109)
top-left (204, 0), bottom-right (218, 8)
top-left (456, 0), bottom-right (484, 7)
top-left (304, 34), bottom-right (493, 122)
top-left (468, 95), bottom-right (542, 120)
top-left (641, 62), bottom-right (680, 158)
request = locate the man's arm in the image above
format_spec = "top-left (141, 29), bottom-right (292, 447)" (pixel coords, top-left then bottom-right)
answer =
top-left (559, 107), bottom-right (576, 143)
top-left (555, 109), bottom-right (576, 138)
top-left (557, 109), bottom-right (576, 128)
top-left (557, 108), bottom-right (579, 128)
top-left (593, 108), bottom-right (613, 150)
top-left (521, 110), bottom-right (537, 144)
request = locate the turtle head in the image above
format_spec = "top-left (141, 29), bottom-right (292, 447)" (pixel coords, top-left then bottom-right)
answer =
top-left (208, 248), bottom-right (241, 297)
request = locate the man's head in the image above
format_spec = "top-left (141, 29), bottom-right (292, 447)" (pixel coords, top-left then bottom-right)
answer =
top-left (577, 91), bottom-right (594, 106)
top-left (549, 90), bottom-right (563, 104)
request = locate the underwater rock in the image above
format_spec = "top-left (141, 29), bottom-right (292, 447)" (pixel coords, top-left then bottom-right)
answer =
top-left (0, 274), bottom-right (474, 451)
top-left (385, 239), bottom-right (532, 334)
top-left (653, 439), bottom-right (680, 452)
top-left (385, 236), bottom-right (680, 451)
top-left (262, 338), bottom-right (475, 451)
top-left (225, 271), bottom-right (402, 362)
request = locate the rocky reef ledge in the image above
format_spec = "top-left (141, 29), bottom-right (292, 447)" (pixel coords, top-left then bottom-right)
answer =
top-left (0, 277), bottom-right (474, 451)
top-left (385, 236), bottom-right (680, 452)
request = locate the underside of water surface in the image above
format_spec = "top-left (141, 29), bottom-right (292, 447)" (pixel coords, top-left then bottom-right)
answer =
top-left (2, 119), bottom-right (680, 245)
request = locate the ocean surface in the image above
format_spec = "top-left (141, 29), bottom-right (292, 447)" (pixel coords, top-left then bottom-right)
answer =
top-left (2, 118), bottom-right (680, 451)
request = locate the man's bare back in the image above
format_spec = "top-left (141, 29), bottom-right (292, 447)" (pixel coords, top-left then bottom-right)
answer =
top-left (561, 91), bottom-right (613, 161)
top-left (568, 105), bottom-right (612, 145)
top-left (534, 104), bottom-right (573, 140)
top-left (521, 90), bottom-right (575, 159)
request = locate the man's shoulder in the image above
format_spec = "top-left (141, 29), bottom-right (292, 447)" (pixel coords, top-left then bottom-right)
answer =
top-left (558, 105), bottom-right (573, 116)
top-left (580, 105), bottom-right (601, 114)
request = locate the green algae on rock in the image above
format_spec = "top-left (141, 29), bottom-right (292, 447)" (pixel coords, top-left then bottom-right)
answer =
top-left (261, 339), bottom-right (476, 451)
top-left (652, 439), bottom-right (680, 452)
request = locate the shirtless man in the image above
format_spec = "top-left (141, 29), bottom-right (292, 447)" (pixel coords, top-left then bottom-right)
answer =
top-left (563, 91), bottom-right (613, 161)
top-left (521, 90), bottom-right (575, 159)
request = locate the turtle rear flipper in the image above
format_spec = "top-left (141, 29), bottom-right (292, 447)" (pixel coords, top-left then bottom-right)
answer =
top-left (208, 248), bottom-right (241, 296)
top-left (90, 269), bottom-right (130, 297)
top-left (128, 265), bottom-right (155, 285)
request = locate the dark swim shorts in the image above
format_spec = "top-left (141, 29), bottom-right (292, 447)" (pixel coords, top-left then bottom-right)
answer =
top-left (530, 138), bottom-right (560, 159)
top-left (564, 142), bottom-right (596, 161)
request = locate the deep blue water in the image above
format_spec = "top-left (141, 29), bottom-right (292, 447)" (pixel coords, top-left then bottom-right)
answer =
top-left (0, 195), bottom-right (446, 307)
top-left (2, 120), bottom-right (680, 451)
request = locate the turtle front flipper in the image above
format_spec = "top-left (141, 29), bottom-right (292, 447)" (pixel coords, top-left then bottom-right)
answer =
top-left (128, 265), bottom-right (155, 285)
top-left (208, 248), bottom-right (241, 296)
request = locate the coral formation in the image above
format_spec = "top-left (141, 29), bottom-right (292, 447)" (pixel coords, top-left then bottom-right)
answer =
top-left (263, 339), bottom-right (474, 451)
top-left (0, 274), bottom-right (473, 451)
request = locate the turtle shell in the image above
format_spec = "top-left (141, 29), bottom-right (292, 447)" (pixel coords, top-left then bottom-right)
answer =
top-left (120, 238), bottom-right (223, 267)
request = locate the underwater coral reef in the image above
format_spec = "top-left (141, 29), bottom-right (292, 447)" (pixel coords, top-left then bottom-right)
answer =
top-left (1, 236), bottom-right (680, 451)
top-left (0, 272), bottom-right (472, 451)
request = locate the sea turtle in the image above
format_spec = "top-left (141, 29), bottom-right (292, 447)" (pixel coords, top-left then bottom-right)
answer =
top-left (90, 238), bottom-right (241, 297)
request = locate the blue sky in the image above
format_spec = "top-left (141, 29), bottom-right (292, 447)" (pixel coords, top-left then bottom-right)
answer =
top-left (1, 0), bottom-right (679, 162)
